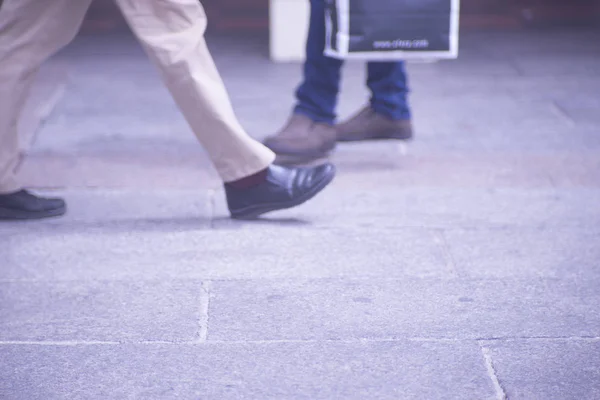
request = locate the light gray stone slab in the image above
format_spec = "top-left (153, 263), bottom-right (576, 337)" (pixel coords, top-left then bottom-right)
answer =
top-left (483, 340), bottom-right (600, 400)
top-left (512, 54), bottom-right (600, 76)
top-left (559, 107), bottom-right (600, 125)
top-left (555, 97), bottom-right (600, 110)
top-left (408, 97), bottom-right (571, 134)
top-left (0, 280), bottom-right (205, 342)
top-left (329, 151), bottom-right (598, 188)
top-left (207, 278), bottom-right (600, 341)
top-left (212, 187), bottom-right (600, 230)
top-left (17, 151), bottom-right (220, 190)
top-left (33, 81), bottom-right (200, 153)
top-left (0, 341), bottom-right (496, 400)
top-left (0, 190), bottom-right (213, 230)
top-left (0, 227), bottom-right (450, 281)
top-left (444, 227), bottom-right (600, 279)
top-left (408, 57), bottom-right (521, 77)
top-left (407, 75), bottom-right (514, 97)
top-left (471, 29), bottom-right (600, 57)
top-left (502, 76), bottom-right (600, 98)
top-left (408, 133), bottom-right (600, 155)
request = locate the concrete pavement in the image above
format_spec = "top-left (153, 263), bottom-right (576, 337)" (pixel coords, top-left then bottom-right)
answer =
top-left (1, 27), bottom-right (600, 399)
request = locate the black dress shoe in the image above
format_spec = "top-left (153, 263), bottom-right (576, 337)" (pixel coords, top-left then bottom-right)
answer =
top-left (0, 190), bottom-right (67, 220)
top-left (225, 163), bottom-right (335, 219)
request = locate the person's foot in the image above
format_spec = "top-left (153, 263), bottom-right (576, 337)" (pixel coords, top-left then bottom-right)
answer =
top-left (0, 189), bottom-right (67, 220)
top-left (262, 114), bottom-right (337, 165)
top-left (336, 106), bottom-right (413, 142)
top-left (225, 163), bottom-right (336, 220)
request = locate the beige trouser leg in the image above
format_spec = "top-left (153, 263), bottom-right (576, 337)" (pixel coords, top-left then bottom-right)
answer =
top-left (0, 0), bottom-right (275, 193)
top-left (114, 0), bottom-right (275, 182)
top-left (0, 0), bottom-right (93, 194)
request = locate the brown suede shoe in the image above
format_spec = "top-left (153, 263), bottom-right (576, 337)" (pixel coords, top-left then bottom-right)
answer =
top-left (262, 114), bottom-right (337, 165)
top-left (336, 106), bottom-right (413, 142)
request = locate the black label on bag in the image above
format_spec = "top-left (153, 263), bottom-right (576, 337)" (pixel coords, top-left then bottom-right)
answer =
top-left (329, 0), bottom-right (455, 53)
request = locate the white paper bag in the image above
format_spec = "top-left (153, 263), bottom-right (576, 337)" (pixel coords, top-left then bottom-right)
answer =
top-left (324, 0), bottom-right (461, 61)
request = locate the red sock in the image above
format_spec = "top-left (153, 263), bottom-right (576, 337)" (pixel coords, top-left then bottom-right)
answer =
top-left (226, 168), bottom-right (268, 189)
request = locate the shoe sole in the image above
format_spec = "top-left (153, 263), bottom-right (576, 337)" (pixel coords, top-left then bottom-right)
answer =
top-left (0, 205), bottom-right (67, 221)
top-left (337, 131), bottom-right (413, 142)
top-left (230, 166), bottom-right (336, 220)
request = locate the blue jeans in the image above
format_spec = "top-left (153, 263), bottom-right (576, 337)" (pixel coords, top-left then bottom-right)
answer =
top-left (294, 0), bottom-right (412, 125)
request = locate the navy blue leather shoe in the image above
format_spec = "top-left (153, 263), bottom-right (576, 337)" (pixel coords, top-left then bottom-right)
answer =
top-left (225, 163), bottom-right (335, 220)
top-left (0, 189), bottom-right (66, 220)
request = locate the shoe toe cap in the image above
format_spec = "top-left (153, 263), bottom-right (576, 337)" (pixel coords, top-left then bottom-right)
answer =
top-left (313, 163), bottom-right (336, 182)
top-left (297, 162), bottom-right (336, 189)
top-left (45, 198), bottom-right (66, 212)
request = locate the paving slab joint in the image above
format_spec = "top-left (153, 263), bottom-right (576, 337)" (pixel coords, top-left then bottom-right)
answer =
top-left (549, 100), bottom-right (576, 126)
top-left (197, 281), bottom-right (212, 342)
top-left (207, 189), bottom-right (218, 228)
top-left (480, 345), bottom-right (508, 400)
top-left (432, 229), bottom-right (461, 279)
